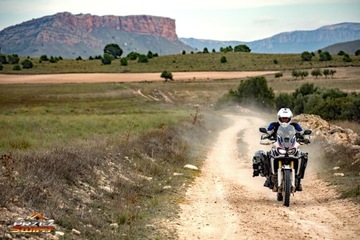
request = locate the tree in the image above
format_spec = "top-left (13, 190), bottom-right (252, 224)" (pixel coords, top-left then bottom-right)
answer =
top-left (120, 58), bottom-right (128, 66)
top-left (12, 64), bottom-right (21, 70)
top-left (234, 44), bottom-right (251, 53)
top-left (355, 49), bottom-right (360, 56)
top-left (220, 46), bottom-right (233, 53)
top-left (127, 52), bottom-right (139, 60)
top-left (275, 93), bottom-right (294, 110)
top-left (311, 69), bottom-right (322, 78)
top-left (8, 54), bottom-right (20, 64)
top-left (40, 55), bottom-right (49, 61)
top-left (232, 76), bottom-right (275, 108)
top-left (147, 51), bottom-right (154, 59)
top-left (319, 51), bottom-right (332, 61)
top-left (0, 54), bottom-right (8, 64)
top-left (293, 83), bottom-right (318, 97)
top-left (138, 54), bottom-right (148, 63)
top-left (343, 53), bottom-right (352, 62)
top-left (160, 71), bottom-right (173, 81)
top-left (101, 53), bottom-right (112, 65)
top-left (203, 47), bottom-right (209, 53)
top-left (337, 50), bottom-right (346, 56)
top-left (21, 59), bottom-right (33, 69)
top-left (220, 56), bottom-right (227, 63)
top-left (323, 69), bottom-right (330, 78)
top-left (104, 43), bottom-right (123, 59)
top-left (301, 51), bottom-right (312, 61)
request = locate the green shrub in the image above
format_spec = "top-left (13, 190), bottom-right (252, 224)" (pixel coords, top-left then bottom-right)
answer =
top-left (230, 76), bottom-right (275, 108)
top-left (120, 58), bottom-right (128, 66)
top-left (12, 64), bottom-right (21, 70)
top-left (101, 53), bottom-right (113, 65)
top-left (21, 59), bottom-right (34, 69)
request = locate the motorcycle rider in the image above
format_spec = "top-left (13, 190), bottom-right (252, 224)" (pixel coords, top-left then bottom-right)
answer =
top-left (253, 108), bottom-right (309, 191)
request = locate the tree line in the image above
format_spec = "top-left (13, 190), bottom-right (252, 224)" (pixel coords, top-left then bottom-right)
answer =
top-left (219, 76), bottom-right (360, 122)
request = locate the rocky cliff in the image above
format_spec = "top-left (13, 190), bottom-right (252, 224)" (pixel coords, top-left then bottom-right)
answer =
top-left (48, 12), bottom-right (178, 41)
top-left (0, 12), bottom-right (193, 58)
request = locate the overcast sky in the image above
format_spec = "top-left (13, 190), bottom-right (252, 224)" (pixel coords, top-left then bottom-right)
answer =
top-left (0, 0), bottom-right (359, 41)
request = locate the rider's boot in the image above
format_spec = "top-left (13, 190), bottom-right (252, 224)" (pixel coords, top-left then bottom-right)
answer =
top-left (263, 176), bottom-right (271, 188)
top-left (296, 177), bottom-right (303, 191)
top-left (277, 193), bottom-right (283, 201)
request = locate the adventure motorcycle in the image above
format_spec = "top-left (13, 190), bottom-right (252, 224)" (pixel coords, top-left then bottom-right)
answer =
top-left (252, 125), bottom-right (311, 207)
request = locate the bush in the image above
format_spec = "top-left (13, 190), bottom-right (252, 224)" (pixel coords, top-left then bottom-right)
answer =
top-left (12, 64), bottom-right (21, 70)
top-left (160, 71), bottom-right (173, 81)
top-left (138, 54), bottom-right (148, 63)
top-left (21, 59), bottom-right (33, 69)
top-left (275, 93), bottom-right (294, 110)
top-left (8, 54), bottom-right (20, 64)
top-left (40, 55), bottom-right (49, 61)
top-left (301, 51), bottom-right (312, 61)
top-left (319, 51), bottom-right (332, 61)
top-left (101, 53), bottom-right (113, 65)
top-left (120, 58), bottom-right (128, 66)
top-left (274, 72), bottom-right (283, 78)
top-left (0, 63), bottom-right (3, 70)
top-left (311, 69), bottom-right (322, 78)
top-left (343, 54), bottom-right (352, 62)
top-left (220, 56), bottom-right (227, 63)
top-left (0, 54), bottom-right (8, 64)
top-left (234, 44), bottom-right (251, 53)
top-left (229, 76), bottom-right (275, 108)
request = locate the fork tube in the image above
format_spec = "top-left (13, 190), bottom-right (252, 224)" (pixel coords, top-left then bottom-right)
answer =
top-left (277, 160), bottom-right (282, 188)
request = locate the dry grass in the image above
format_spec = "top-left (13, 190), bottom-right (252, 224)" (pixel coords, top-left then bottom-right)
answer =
top-left (0, 122), bottom-right (206, 239)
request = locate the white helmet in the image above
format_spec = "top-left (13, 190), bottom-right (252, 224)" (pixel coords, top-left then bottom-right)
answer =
top-left (277, 108), bottom-right (293, 127)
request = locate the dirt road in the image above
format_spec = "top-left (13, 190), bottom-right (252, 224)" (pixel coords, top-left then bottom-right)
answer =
top-left (0, 71), bottom-right (277, 84)
top-left (176, 114), bottom-right (360, 240)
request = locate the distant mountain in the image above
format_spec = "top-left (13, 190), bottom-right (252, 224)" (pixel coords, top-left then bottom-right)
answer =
top-left (0, 12), bottom-right (194, 58)
top-left (321, 39), bottom-right (360, 55)
top-left (180, 22), bottom-right (360, 54)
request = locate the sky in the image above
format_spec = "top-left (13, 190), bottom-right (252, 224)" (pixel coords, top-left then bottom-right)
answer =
top-left (0, 0), bottom-right (359, 41)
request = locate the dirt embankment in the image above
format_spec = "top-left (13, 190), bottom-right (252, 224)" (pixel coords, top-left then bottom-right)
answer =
top-left (175, 114), bottom-right (360, 240)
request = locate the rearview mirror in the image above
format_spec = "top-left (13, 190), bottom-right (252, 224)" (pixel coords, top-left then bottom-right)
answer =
top-left (303, 129), bottom-right (312, 135)
top-left (259, 127), bottom-right (267, 133)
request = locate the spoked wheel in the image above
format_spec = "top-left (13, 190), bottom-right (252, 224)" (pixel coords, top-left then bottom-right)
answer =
top-left (283, 169), bottom-right (291, 207)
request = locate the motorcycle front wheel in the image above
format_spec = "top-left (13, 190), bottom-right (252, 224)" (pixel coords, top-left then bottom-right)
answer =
top-left (283, 169), bottom-right (291, 207)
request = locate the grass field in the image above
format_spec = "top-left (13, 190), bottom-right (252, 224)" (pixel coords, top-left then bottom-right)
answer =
top-left (1, 51), bottom-right (359, 74)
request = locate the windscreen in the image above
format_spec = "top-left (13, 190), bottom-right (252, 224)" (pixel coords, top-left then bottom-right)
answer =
top-left (277, 125), bottom-right (296, 148)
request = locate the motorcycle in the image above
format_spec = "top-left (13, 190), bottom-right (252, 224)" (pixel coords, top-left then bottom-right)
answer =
top-left (252, 125), bottom-right (311, 207)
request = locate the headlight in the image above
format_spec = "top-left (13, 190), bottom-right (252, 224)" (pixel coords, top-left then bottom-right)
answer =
top-left (277, 147), bottom-right (296, 155)
top-left (287, 148), bottom-right (297, 155)
top-left (277, 148), bottom-right (287, 154)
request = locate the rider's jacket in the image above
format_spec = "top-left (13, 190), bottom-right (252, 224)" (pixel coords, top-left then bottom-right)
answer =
top-left (266, 122), bottom-right (303, 138)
